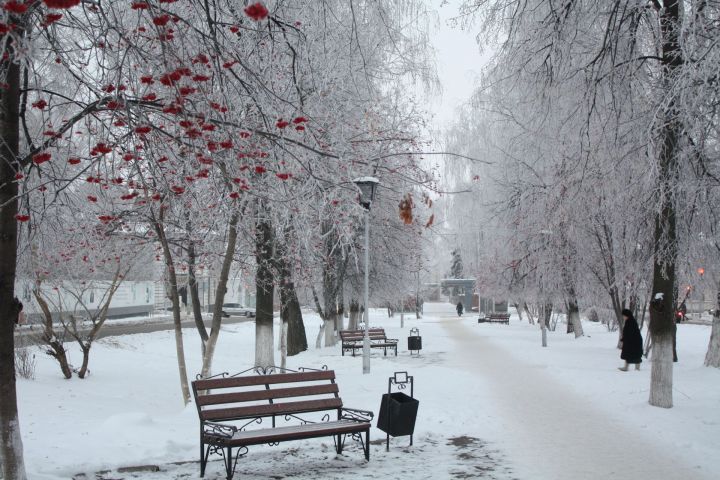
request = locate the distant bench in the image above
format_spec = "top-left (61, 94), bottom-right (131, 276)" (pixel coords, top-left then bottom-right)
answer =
top-left (192, 368), bottom-right (373, 479)
top-left (478, 313), bottom-right (510, 324)
top-left (339, 328), bottom-right (398, 357)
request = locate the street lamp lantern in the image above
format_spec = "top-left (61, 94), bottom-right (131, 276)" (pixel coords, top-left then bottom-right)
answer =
top-left (353, 176), bottom-right (380, 374)
top-left (353, 177), bottom-right (379, 209)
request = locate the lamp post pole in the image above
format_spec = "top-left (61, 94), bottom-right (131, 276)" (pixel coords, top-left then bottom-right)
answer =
top-left (353, 176), bottom-right (379, 375)
top-left (362, 208), bottom-right (371, 374)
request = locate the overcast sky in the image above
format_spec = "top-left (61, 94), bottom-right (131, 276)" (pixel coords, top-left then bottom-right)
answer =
top-left (426, 0), bottom-right (491, 131)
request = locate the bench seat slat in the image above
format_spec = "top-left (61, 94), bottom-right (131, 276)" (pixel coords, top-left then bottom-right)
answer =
top-left (194, 370), bottom-right (335, 391)
top-left (202, 398), bottom-right (343, 421)
top-left (204, 419), bottom-right (370, 447)
top-left (343, 342), bottom-right (397, 348)
top-left (197, 384), bottom-right (339, 407)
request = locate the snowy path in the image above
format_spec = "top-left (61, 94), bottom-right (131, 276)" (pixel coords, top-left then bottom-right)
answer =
top-left (438, 312), bottom-right (713, 480)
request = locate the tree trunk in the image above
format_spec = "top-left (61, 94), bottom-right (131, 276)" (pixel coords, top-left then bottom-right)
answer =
top-left (541, 303), bottom-right (551, 347)
top-left (201, 213), bottom-right (239, 378)
top-left (322, 268), bottom-right (338, 347)
top-left (609, 285), bottom-right (624, 343)
top-left (311, 285), bottom-right (325, 348)
top-left (32, 288), bottom-right (73, 379)
top-left (323, 307), bottom-right (337, 347)
top-left (284, 285), bottom-right (307, 356)
top-left (705, 300), bottom-right (720, 367)
top-left (648, 0), bottom-right (682, 409)
top-left (649, 331), bottom-right (674, 408)
top-left (277, 245), bottom-right (307, 357)
top-left (523, 302), bottom-right (535, 324)
top-left (349, 299), bottom-right (360, 330)
top-left (77, 345), bottom-right (91, 379)
top-left (73, 270), bottom-right (124, 380)
top-left (187, 236), bottom-right (208, 350)
top-left (255, 214), bottom-right (275, 367)
top-left (567, 296), bottom-right (584, 338)
top-left (639, 299), bottom-right (649, 331)
top-left (1, 26), bottom-right (28, 479)
top-left (514, 302), bottom-right (524, 322)
top-left (154, 220), bottom-right (191, 405)
top-left (279, 320), bottom-right (288, 369)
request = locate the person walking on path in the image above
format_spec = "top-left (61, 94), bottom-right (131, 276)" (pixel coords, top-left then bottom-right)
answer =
top-left (619, 308), bottom-right (643, 371)
top-left (456, 301), bottom-right (464, 317)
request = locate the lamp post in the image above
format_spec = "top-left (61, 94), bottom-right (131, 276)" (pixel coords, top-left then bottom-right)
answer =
top-left (354, 176), bottom-right (379, 374)
top-left (698, 267), bottom-right (705, 320)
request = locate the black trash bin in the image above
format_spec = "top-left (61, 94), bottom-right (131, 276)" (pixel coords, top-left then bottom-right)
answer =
top-left (408, 327), bottom-right (422, 354)
top-left (377, 392), bottom-right (419, 437)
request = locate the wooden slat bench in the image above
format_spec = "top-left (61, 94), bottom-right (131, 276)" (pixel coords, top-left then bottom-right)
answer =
top-left (478, 312), bottom-right (511, 324)
top-left (339, 328), bottom-right (398, 356)
top-left (192, 368), bottom-right (373, 479)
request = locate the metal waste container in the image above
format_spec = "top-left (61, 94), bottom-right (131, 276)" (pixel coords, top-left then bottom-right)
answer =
top-left (408, 327), bottom-right (422, 355)
top-left (377, 372), bottom-right (418, 450)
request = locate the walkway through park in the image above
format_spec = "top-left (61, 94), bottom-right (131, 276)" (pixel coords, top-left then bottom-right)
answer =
top-left (430, 303), bottom-right (713, 480)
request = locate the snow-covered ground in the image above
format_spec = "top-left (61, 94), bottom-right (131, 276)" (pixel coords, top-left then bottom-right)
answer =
top-left (16, 303), bottom-right (720, 479)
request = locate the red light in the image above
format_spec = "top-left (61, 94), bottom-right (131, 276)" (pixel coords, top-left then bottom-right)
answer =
top-left (698, 267), bottom-right (705, 276)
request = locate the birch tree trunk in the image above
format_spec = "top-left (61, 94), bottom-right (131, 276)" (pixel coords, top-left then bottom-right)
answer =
top-left (255, 214), bottom-right (275, 367)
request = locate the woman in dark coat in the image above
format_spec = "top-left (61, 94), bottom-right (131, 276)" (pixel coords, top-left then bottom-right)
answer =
top-left (619, 308), bottom-right (643, 371)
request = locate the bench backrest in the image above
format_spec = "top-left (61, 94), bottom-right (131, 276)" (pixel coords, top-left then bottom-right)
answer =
top-left (192, 370), bottom-right (342, 423)
top-left (488, 313), bottom-right (510, 318)
top-left (339, 328), bottom-right (387, 341)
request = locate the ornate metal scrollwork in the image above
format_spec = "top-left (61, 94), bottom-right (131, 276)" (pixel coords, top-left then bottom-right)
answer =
top-left (341, 408), bottom-right (374, 422)
top-left (219, 445), bottom-right (248, 478)
top-left (196, 371), bottom-right (229, 380)
top-left (238, 417), bottom-right (263, 432)
top-left (204, 422), bottom-right (237, 439)
top-left (208, 444), bottom-right (225, 457)
top-left (226, 365), bottom-right (329, 378)
top-left (298, 364), bottom-right (329, 372)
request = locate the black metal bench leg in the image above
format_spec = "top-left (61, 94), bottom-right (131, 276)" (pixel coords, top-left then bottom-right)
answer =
top-left (336, 433), bottom-right (343, 454)
top-left (225, 447), bottom-right (233, 480)
top-left (200, 442), bottom-right (209, 477)
top-left (365, 430), bottom-right (371, 460)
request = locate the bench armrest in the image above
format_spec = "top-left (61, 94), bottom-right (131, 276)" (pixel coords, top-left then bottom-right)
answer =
top-left (385, 338), bottom-right (399, 343)
top-left (341, 407), bottom-right (374, 422)
top-left (203, 421), bottom-right (238, 439)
